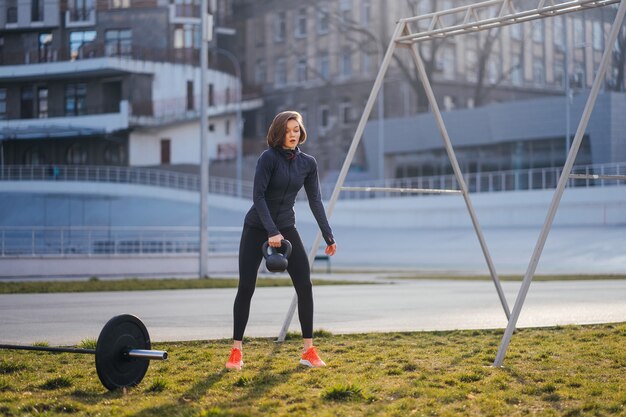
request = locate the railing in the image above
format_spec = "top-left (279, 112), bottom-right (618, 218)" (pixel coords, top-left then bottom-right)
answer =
top-left (330, 162), bottom-right (626, 199)
top-left (1, 162), bottom-right (623, 201)
top-left (0, 226), bottom-right (325, 259)
top-left (0, 165), bottom-right (254, 198)
top-left (0, 226), bottom-right (241, 257)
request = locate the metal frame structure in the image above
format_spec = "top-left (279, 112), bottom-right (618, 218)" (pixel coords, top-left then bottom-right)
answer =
top-left (278, 0), bottom-right (626, 366)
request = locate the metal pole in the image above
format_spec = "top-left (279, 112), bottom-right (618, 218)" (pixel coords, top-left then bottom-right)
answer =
top-left (277, 22), bottom-right (406, 342)
top-left (199, 2), bottom-right (211, 278)
top-left (493, 0), bottom-right (626, 367)
top-left (406, 31), bottom-right (510, 320)
top-left (377, 44), bottom-right (385, 181)
top-left (564, 15), bottom-right (571, 160)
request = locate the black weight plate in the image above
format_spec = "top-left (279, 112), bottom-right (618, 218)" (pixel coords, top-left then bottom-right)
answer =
top-left (95, 314), bottom-right (151, 390)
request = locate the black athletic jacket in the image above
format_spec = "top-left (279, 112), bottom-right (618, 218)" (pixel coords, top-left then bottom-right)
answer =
top-left (244, 146), bottom-right (335, 246)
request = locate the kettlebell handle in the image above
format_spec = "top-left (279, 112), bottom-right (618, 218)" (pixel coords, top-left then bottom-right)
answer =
top-left (262, 239), bottom-right (292, 258)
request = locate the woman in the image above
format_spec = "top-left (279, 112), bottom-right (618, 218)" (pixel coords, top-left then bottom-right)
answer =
top-left (225, 111), bottom-right (337, 370)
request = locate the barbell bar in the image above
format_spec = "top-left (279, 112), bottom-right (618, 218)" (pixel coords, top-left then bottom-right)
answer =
top-left (0, 314), bottom-right (167, 391)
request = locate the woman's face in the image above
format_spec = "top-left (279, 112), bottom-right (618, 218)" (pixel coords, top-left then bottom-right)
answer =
top-left (282, 119), bottom-right (301, 150)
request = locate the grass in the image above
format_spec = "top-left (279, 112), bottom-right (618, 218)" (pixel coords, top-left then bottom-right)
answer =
top-left (0, 277), bottom-right (371, 294)
top-left (1, 274), bottom-right (623, 294)
top-left (0, 323), bottom-right (624, 416)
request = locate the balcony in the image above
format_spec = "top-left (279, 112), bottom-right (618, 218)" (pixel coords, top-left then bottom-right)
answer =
top-left (65, 8), bottom-right (96, 28)
top-left (1, 101), bottom-right (129, 135)
top-left (169, 4), bottom-right (201, 24)
top-left (0, 43), bottom-right (201, 68)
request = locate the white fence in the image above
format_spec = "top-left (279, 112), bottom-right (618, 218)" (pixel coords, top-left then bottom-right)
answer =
top-left (2, 162), bottom-right (623, 201)
top-left (328, 162), bottom-right (626, 199)
top-left (0, 226), bottom-right (241, 257)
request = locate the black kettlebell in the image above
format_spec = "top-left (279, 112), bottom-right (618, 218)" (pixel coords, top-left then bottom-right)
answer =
top-left (262, 239), bottom-right (292, 273)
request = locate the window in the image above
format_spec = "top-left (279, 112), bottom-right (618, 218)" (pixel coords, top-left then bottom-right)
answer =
top-left (275, 57), bottom-right (287, 86)
top-left (443, 95), bottom-right (456, 111)
top-left (38, 33), bottom-right (52, 63)
top-left (31, 0), bottom-right (43, 21)
top-left (553, 17), bottom-right (564, 50)
top-left (68, 0), bottom-right (94, 20)
top-left (510, 23), bottom-right (522, 41)
top-left (319, 105), bottom-right (329, 129)
top-left (37, 87), bottom-right (48, 118)
top-left (295, 8), bottom-right (307, 37)
top-left (160, 139), bottom-right (171, 164)
top-left (255, 59), bottom-right (267, 84)
top-left (533, 58), bottom-right (545, 86)
top-left (174, 24), bottom-right (199, 48)
top-left (111, 0), bottom-right (130, 8)
top-left (0, 89), bottom-right (6, 120)
top-left (7, 0), bottom-right (17, 23)
top-left (66, 143), bottom-right (87, 164)
top-left (574, 18), bottom-right (584, 47)
top-left (21, 86), bottom-right (34, 119)
top-left (532, 20), bottom-right (544, 43)
top-left (299, 106), bottom-right (308, 124)
top-left (104, 144), bottom-right (125, 164)
top-left (274, 12), bottom-right (286, 41)
top-left (297, 58), bottom-right (307, 83)
top-left (593, 21), bottom-right (603, 51)
top-left (511, 54), bottom-right (522, 86)
top-left (318, 52), bottom-right (329, 79)
top-left (440, 46), bottom-right (455, 80)
top-left (69, 31), bottom-right (96, 60)
top-left (340, 0), bottom-right (351, 25)
top-left (225, 120), bottom-right (230, 135)
top-left (65, 83), bottom-right (87, 116)
top-left (466, 49), bottom-right (478, 82)
top-left (573, 63), bottom-right (585, 88)
top-left (362, 52), bottom-right (372, 75)
top-left (24, 147), bottom-right (45, 165)
top-left (208, 83), bottom-right (214, 106)
top-left (554, 63), bottom-right (564, 88)
top-left (186, 80), bottom-right (194, 110)
top-left (361, 0), bottom-right (370, 26)
top-left (339, 100), bottom-right (351, 125)
top-left (255, 17), bottom-right (266, 46)
top-left (317, 4), bottom-right (329, 34)
top-left (488, 56), bottom-right (501, 85)
top-left (105, 29), bottom-right (132, 57)
top-left (340, 48), bottom-right (352, 77)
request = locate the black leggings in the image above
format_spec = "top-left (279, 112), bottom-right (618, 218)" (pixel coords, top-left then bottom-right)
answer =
top-left (233, 225), bottom-right (313, 340)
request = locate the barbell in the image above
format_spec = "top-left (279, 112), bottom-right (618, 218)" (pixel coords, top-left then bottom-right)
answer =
top-left (0, 314), bottom-right (168, 391)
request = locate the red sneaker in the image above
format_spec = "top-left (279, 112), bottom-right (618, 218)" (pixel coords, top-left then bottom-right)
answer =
top-left (225, 348), bottom-right (243, 370)
top-left (300, 346), bottom-right (326, 368)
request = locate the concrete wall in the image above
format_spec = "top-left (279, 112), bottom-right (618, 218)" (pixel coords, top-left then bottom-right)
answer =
top-left (0, 253), bottom-right (238, 278)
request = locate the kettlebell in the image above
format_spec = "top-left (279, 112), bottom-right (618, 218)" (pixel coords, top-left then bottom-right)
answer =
top-left (262, 239), bottom-right (292, 273)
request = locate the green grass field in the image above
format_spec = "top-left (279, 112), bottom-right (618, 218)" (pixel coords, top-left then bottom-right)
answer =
top-left (1, 274), bottom-right (624, 294)
top-left (0, 323), bottom-right (624, 416)
top-left (0, 277), bottom-right (370, 294)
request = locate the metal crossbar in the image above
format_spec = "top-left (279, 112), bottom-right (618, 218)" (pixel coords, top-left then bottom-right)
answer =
top-left (340, 186), bottom-right (462, 194)
top-left (397, 0), bottom-right (619, 43)
top-left (569, 174), bottom-right (626, 181)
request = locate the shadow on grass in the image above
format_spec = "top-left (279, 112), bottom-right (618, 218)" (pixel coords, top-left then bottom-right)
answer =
top-left (129, 342), bottom-right (301, 416)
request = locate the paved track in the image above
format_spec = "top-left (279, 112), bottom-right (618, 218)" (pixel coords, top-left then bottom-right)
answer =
top-left (1, 278), bottom-right (624, 345)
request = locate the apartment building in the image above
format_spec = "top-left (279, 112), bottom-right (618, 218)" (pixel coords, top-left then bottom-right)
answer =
top-left (232, 0), bottom-right (623, 179)
top-left (0, 0), bottom-right (256, 169)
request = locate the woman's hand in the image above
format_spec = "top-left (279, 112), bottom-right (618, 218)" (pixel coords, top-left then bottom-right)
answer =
top-left (268, 234), bottom-right (285, 248)
top-left (325, 243), bottom-right (337, 256)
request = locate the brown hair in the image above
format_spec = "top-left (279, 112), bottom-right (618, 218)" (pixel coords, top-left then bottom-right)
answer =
top-left (266, 111), bottom-right (307, 148)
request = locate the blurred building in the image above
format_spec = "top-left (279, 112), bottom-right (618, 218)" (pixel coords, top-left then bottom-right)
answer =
top-left (230, 0), bottom-right (624, 179)
top-left (0, 0), bottom-right (259, 171)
